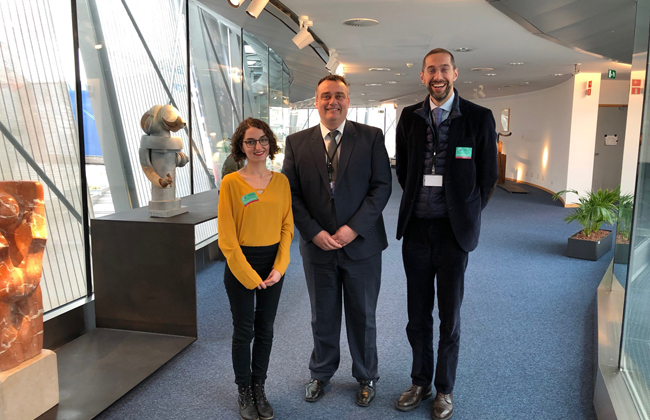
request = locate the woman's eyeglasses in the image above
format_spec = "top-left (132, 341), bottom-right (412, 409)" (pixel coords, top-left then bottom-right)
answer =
top-left (243, 137), bottom-right (270, 148)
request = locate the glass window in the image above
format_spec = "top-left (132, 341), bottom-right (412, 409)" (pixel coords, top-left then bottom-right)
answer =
top-left (0, 0), bottom-right (86, 311)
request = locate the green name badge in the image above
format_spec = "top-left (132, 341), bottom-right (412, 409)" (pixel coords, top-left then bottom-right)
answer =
top-left (456, 147), bottom-right (472, 159)
top-left (241, 192), bottom-right (259, 206)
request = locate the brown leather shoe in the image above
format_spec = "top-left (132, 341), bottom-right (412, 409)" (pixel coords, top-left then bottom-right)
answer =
top-left (305, 379), bottom-right (327, 402)
top-left (431, 392), bottom-right (454, 420)
top-left (395, 384), bottom-right (433, 411)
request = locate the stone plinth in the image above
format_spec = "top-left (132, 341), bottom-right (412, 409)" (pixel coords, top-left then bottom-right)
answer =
top-left (0, 350), bottom-right (58, 420)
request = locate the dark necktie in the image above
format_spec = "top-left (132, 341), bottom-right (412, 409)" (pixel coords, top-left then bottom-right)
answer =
top-left (433, 107), bottom-right (443, 127)
top-left (327, 130), bottom-right (339, 179)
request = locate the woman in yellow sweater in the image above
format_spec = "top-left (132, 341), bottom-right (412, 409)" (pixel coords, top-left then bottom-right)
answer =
top-left (218, 118), bottom-right (293, 420)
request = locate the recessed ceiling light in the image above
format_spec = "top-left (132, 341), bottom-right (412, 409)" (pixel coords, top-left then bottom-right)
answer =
top-left (367, 99), bottom-right (377, 102)
top-left (406, 63), bottom-right (414, 68)
top-left (394, 73), bottom-right (406, 76)
top-left (385, 81), bottom-right (397, 84)
top-left (94, 44), bottom-right (103, 49)
top-left (463, 81), bottom-right (473, 84)
top-left (366, 83), bottom-right (382, 86)
top-left (454, 47), bottom-right (473, 52)
top-left (471, 67), bottom-right (493, 72)
top-left (369, 68), bottom-right (390, 71)
top-left (509, 62), bottom-right (524, 66)
top-left (342, 18), bottom-right (379, 27)
top-left (554, 73), bottom-right (564, 76)
top-left (359, 93), bottom-right (368, 96)
top-left (520, 81), bottom-right (530, 85)
top-left (485, 73), bottom-right (497, 76)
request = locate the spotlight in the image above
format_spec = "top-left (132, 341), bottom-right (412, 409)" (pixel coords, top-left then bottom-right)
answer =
top-left (293, 16), bottom-right (314, 49)
top-left (478, 85), bottom-right (486, 98)
top-left (246, 0), bottom-right (268, 18)
top-left (473, 89), bottom-right (479, 100)
top-left (228, 0), bottom-right (245, 7)
top-left (326, 49), bottom-right (339, 71)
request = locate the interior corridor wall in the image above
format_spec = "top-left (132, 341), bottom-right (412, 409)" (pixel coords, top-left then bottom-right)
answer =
top-left (476, 78), bottom-right (575, 196)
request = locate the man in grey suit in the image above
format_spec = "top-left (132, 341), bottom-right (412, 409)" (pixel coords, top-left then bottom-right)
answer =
top-left (282, 75), bottom-right (392, 407)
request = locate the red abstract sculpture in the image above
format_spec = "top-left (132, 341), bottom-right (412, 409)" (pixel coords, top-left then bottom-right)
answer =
top-left (0, 181), bottom-right (47, 371)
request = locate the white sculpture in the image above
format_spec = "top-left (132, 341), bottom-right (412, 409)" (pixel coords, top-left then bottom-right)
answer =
top-left (139, 105), bottom-right (189, 217)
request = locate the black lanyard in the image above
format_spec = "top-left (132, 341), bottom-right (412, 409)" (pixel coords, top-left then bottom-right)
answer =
top-left (322, 133), bottom-right (342, 182)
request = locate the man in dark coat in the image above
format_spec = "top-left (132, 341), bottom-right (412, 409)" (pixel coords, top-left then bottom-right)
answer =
top-left (282, 75), bottom-right (392, 407)
top-left (394, 48), bottom-right (498, 420)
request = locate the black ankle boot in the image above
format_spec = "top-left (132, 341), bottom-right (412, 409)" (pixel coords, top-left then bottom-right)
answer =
top-left (253, 379), bottom-right (274, 420)
top-left (237, 381), bottom-right (259, 420)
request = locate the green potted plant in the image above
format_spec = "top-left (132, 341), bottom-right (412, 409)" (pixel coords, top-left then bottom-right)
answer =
top-left (552, 187), bottom-right (619, 261)
top-left (614, 193), bottom-right (634, 264)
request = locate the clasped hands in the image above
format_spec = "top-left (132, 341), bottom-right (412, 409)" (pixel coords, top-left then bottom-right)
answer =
top-left (257, 268), bottom-right (282, 290)
top-left (312, 225), bottom-right (358, 251)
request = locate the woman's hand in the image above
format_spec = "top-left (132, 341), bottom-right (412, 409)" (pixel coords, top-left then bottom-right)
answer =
top-left (256, 269), bottom-right (282, 290)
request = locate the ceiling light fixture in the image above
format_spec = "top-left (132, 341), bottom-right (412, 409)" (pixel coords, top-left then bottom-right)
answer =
top-left (385, 81), bottom-right (397, 84)
top-left (365, 83), bottom-right (382, 86)
top-left (394, 73), bottom-right (406, 76)
top-left (554, 73), bottom-right (564, 76)
top-left (520, 81), bottom-right (530, 85)
top-left (406, 63), bottom-right (413, 68)
top-left (334, 65), bottom-right (345, 76)
top-left (454, 47), bottom-right (473, 52)
top-left (509, 62), bottom-right (524, 66)
top-left (463, 81), bottom-right (473, 84)
top-left (471, 67), bottom-right (493, 72)
top-left (228, 0), bottom-right (245, 7)
top-left (292, 16), bottom-right (314, 49)
top-left (473, 85), bottom-right (486, 100)
top-left (246, 0), bottom-right (268, 18)
top-left (485, 73), bottom-right (497, 76)
top-left (369, 68), bottom-right (390, 71)
top-left (326, 49), bottom-right (339, 72)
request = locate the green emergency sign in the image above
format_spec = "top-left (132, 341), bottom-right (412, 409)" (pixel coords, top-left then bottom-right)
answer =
top-left (608, 69), bottom-right (616, 79)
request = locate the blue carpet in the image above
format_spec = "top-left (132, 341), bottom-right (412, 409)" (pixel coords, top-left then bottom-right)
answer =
top-left (97, 173), bottom-right (610, 419)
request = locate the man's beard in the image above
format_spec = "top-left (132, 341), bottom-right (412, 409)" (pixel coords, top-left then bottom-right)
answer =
top-left (428, 82), bottom-right (452, 102)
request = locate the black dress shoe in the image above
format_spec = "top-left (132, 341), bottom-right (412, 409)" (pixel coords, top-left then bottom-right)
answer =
top-left (305, 379), bottom-right (327, 402)
top-left (431, 392), bottom-right (454, 420)
top-left (396, 384), bottom-right (433, 412)
top-left (356, 380), bottom-right (376, 407)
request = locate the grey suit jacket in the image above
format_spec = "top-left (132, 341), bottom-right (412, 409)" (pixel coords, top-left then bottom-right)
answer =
top-left (282, 120), bottom-right (392, 264)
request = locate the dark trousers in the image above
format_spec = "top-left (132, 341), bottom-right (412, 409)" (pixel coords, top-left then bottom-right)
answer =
top-left (402, 217), bottom-right (468, 394)
top-left (304, 250), bottom-right (382, 382)
top-left (224, 244), bottom-right (284, 384)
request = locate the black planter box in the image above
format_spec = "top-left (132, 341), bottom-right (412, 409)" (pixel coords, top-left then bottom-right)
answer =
top-left (566, 230), bottom-right (613, 261)
top-left (614, 242), bottom-right (630, 264)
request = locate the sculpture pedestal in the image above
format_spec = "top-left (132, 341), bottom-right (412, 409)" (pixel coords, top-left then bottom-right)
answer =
top-left (0, 350), bottom-right (58, 420)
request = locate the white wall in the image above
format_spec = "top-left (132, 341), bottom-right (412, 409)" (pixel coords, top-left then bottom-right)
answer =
top-left (600, 79), bottom-right (631, 105)
top-left (565, 73), bottom-right (602, 203)
top-left (621, 69), bottom-right (645, 194)
top-left (477, 78), bottom-right (575, 195)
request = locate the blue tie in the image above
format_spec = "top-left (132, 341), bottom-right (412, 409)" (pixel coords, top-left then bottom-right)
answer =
top-left (433, 107), bottom-right (443, 127)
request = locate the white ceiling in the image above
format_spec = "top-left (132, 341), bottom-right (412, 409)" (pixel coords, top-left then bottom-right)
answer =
top-left (199, 0), bottom-right (634, 107)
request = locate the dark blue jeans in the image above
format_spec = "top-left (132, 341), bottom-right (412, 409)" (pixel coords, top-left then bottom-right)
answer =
top-left (224, 243), bottom-right (284, 384)
top-left (402, 217), bottom-right (468, 394)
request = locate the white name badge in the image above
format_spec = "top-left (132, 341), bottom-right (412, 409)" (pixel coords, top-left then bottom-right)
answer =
top-left (423, 174), bottom-right (443, 187)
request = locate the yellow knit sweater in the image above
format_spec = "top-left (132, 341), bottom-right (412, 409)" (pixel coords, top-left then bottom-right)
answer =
top-left (218, 171), bottom-right (294, 289)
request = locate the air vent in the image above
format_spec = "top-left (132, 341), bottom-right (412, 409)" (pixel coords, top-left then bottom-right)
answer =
top-left (342, 18), bottom-right (379, 27)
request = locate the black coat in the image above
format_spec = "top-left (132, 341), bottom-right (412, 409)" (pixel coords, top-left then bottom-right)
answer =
top-left (395, 94), bottom-right (498, 252)
top-left (283, 120), bottom-right (392, 264)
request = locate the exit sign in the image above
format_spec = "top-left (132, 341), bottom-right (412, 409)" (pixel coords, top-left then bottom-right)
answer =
top-left (608, 69), bottom-right (617, 79)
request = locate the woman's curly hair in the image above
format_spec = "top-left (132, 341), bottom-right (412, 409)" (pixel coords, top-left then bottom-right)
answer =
top-left (230, 118), bottom-right (279, 163)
